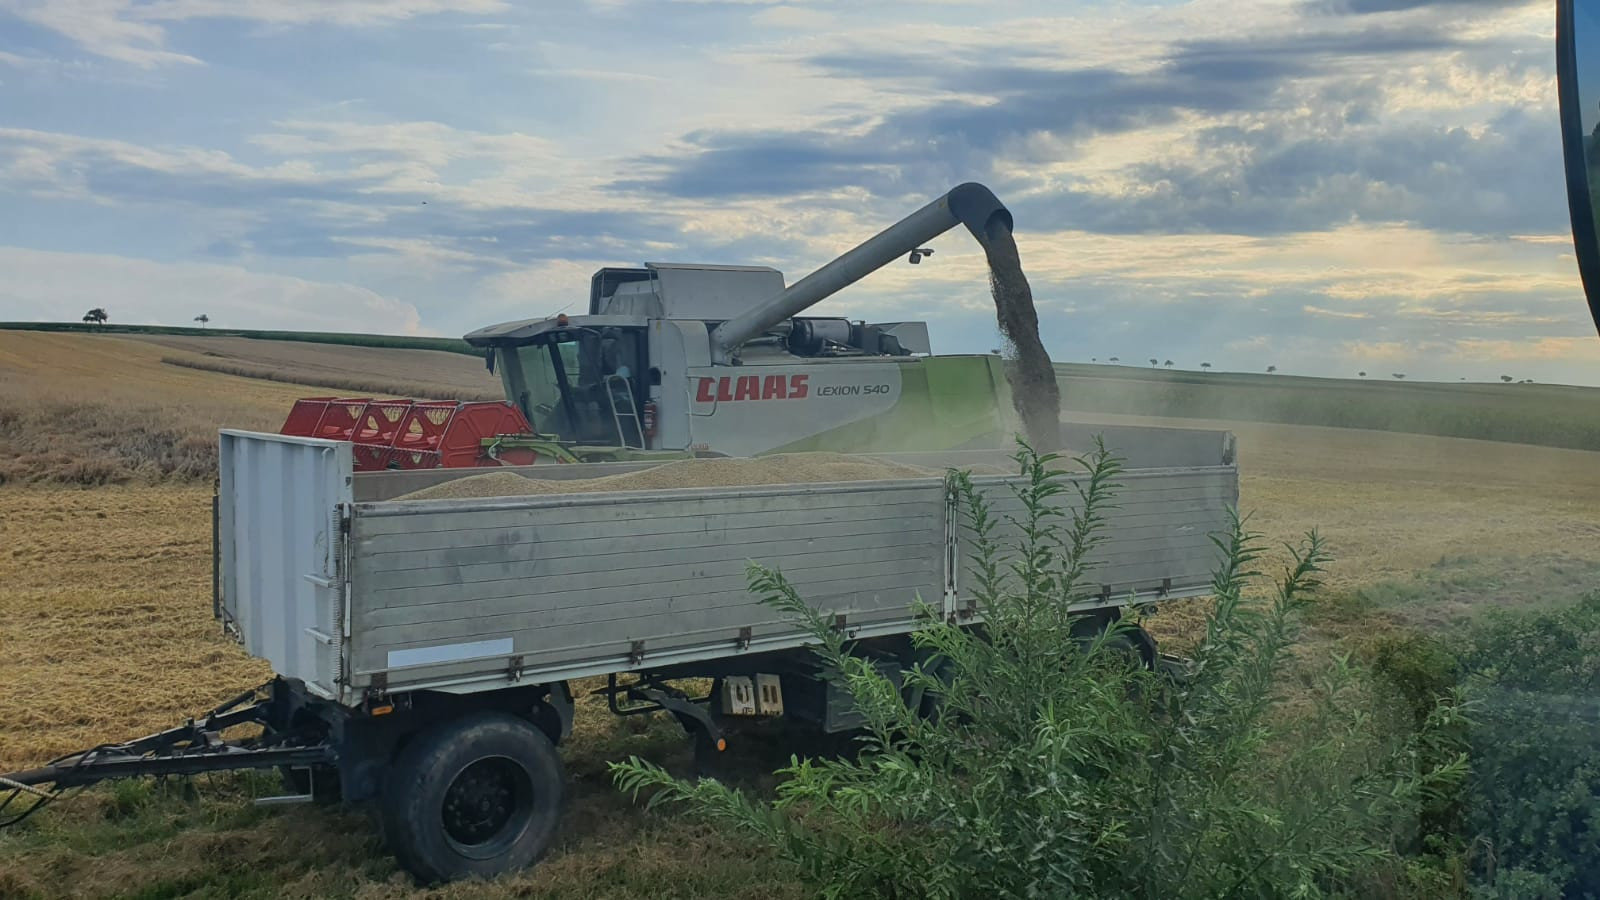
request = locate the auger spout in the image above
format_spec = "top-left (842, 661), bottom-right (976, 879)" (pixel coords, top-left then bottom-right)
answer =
top-left (709, 182), bottom-right (1012, 362)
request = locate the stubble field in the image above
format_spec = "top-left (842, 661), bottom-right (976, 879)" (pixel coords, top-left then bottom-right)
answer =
top-left (2, 329), bottom-right (1598, 898)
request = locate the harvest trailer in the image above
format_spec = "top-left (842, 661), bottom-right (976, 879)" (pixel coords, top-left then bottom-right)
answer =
top-left (2, 425), bottom-right (1237, 883)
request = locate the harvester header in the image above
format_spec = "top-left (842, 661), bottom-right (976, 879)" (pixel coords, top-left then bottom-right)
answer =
top-left (279, 397), bottom-right (539, 469)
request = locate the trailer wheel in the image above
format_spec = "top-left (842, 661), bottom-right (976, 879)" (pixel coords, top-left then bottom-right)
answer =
top-left (381, 711), bottom-right (564, 884)
top-left (1104, 625), bottom-right (1158, 670)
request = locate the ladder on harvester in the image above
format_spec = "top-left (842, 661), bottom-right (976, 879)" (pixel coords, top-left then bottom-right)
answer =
top-left (603, 375), bottom-right (646, 450)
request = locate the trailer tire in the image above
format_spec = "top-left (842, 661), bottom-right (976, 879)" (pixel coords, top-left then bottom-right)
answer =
top-left (381, 711), bottom-right (564, 884)
top-left (1103, 625), bottom-right (1158, 670)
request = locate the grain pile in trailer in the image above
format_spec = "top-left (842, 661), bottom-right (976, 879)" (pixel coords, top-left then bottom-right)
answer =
top-left (395, 453), bottom-right (940, 500)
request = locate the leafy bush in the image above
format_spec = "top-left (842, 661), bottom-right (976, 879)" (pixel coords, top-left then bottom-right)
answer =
top-left (614, 441), bottom-right (1465, 899)
top-left (1455, 593), bottom-right (1600, 897)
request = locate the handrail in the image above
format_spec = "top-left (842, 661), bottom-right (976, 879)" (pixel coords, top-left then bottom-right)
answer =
top-left (602, 374), bottom-right (646, 449)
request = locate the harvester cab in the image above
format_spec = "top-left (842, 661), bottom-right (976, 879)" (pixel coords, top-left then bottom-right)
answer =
top-left (476, 315), bottom-right (650, 448)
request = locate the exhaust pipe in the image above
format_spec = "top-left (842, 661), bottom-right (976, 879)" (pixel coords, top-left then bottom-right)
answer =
top-left (709, 182), bottom-right (1013, 362)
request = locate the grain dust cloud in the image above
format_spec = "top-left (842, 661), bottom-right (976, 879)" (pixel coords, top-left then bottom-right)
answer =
top-left (980, 224), bottom-right (1061, 450)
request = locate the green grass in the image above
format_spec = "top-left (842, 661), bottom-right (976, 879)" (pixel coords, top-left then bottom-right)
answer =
top-left (0, 322), bottom-right (479, 356)
top-left (1056, 363), bottom-right (1600, 451)
top-left (1305, 553), bottom-right (1600, 636)
top-left (0, 693), bottom-right (808, 900)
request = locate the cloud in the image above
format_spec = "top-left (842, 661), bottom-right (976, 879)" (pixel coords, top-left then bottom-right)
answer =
top-left (0, 246), bottom-right (426, 333)
top-left (0, 120), bottom-right (717, 299)
top-left (750, 5), bottom-right (836, 28)
top-left (0, 126), bottom-right (400, 212)
top-left (135, 0), bottom-right (508, 26)
top-left (0, 0), bottom-right (508, 67)
top-left (1304, 304), bottom-right (1373, 319)
top-left (615, 17), bottom-right (1497, 206)
top-left (1, 0), bottom-right (201, 67)
top-left (476, 258), bottom-right (606, 317)
top-left (1307, 0), bottom-right (1534, 15)
top-left (1023, 104), bottom-right (1565, 238)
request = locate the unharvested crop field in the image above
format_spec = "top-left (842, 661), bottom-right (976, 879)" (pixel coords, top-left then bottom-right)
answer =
top-left (3, 330), bottom-right (1600, 898)
top-left (0, 332), bottom-right (498, 485)
top-left (132, 334), bottom-right (501, 401)
top-left (0, 321), bottom-right (479, 355)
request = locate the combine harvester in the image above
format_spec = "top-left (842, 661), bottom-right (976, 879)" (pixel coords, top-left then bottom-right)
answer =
top-left (280, 183), bottom-right (1022, 468)
top-left (0, 185), bottom-right (1240, 883)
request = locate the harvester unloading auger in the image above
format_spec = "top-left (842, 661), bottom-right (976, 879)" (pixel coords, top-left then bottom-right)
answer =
top-left (280, 183), bottom-right (1059, 466)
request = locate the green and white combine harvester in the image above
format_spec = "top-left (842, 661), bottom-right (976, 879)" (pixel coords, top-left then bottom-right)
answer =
top-left (279, 183), bottom-right (1019, 467)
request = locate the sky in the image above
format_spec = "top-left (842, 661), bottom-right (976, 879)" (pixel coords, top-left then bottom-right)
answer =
top-left (1, 0), bottom-right (1597, 385)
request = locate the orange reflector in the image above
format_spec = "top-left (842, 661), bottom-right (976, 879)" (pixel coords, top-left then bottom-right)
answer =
top-left (716, 738), bottom-right (727, 752)
top-left (370, 703), bottom-right (395, 716)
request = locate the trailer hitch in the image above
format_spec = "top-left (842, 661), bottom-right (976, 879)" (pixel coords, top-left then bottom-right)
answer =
top-left (597, 675), bottom-right (727, 757)
top-left (0, 682), bottom-right (334, 828)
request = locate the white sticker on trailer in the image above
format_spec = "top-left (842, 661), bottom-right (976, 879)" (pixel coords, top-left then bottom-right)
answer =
top-left (386, 638), bottom-right (514, 669)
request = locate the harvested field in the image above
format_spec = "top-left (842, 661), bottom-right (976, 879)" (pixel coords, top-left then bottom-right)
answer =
top-left (0, 486), bottom-right (272, 772)
top-left (397, 453), bottom-right (937, 500)
top-left (1120, 410), bottom-right (1600, 650)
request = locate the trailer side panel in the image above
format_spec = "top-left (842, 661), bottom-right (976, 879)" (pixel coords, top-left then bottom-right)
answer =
top-left (218, 430), bottom-right (352, 699)
top-left (957, 467), bottom-right (1238, 608)
top-left (344, 481), bottom-right (949, 698)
